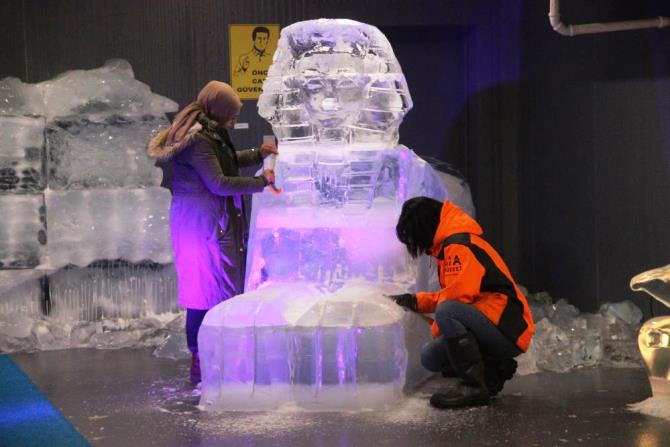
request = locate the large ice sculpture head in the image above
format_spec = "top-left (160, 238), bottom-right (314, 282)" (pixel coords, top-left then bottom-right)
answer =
top-left (631, 265), bottom-right (670, 398)
top-left (258, 19), bottom-right (412, 145)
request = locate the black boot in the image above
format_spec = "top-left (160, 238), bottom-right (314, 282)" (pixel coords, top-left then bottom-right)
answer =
top-left (430, 332), bottom-right (490, 409)
top-left (441, 364), bottom-right (459, 378)
top-left (484, 357), bottom-right (517, 397)
top-left (436, 366), bottom-right (462, 395)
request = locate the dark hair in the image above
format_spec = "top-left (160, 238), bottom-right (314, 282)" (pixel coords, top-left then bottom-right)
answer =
top-left (253, 26), bottom-right (270, 40)
top-left (395, 197), bottom-right (443, 258)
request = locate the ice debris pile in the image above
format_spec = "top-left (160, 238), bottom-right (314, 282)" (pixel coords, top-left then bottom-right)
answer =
top-left (0, 60), bottom-right (179, 352)
top-left (516, 290), bottom-right (644, 375)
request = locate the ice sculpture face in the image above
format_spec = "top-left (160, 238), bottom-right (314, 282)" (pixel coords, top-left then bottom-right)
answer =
top-left (297, 66), bottom-right (368, 128)
top-left (259, 19), bottom-right (412, 145)
top-left (631, 265), bottom-right (670, 397)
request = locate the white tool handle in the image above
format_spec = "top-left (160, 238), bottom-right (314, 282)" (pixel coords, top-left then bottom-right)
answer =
top-left (268, 153), bottom-right (278, 170)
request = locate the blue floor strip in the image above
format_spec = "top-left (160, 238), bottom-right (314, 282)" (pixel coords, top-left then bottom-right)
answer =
top-left (0, 355), bottom-right (90, 447)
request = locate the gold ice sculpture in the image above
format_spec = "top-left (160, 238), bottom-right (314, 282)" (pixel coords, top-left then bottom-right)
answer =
top-left (630, 264), bottom-right (670, 398)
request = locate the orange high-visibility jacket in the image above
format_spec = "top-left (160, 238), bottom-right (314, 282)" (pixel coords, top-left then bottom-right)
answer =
top-left (415, 201), bottom-right (534, 352)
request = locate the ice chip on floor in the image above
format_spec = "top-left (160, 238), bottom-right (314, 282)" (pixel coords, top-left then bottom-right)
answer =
top-left (153, 332), bottom-right (191, 360)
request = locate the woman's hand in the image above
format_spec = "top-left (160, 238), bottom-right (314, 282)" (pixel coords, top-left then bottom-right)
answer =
top-left (260, 142), bottom-right (278, 159)
top-left (261, 169), bottom-right (276, 186)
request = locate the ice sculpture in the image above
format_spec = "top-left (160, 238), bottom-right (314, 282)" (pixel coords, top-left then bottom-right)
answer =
top-left (199, 19), bottom-right (450, 412)
top-left (0, 60), bottom-right (179, 343)
top-left (631, 265), bottom-right (670, 398)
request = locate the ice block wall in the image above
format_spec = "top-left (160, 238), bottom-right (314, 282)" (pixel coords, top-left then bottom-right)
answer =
top-left (0, 60), bottom-right (179, 336)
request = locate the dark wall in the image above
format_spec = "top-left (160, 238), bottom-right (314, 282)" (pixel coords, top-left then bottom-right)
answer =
top-left (0, 0), bottom-right (25, 78)
top-left (520, 0), bottom-right (670, 317)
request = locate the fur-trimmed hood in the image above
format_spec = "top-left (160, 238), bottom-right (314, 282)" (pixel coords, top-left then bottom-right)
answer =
top-left (147, 123), bottom-right (203, 161)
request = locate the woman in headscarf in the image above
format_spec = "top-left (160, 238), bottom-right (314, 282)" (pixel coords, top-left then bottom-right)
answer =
top-left (148, 81), bottom-right (277, 384)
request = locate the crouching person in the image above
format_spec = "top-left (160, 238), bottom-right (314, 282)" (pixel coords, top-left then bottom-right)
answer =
top-left (392, 197), bottom-right (534, 408)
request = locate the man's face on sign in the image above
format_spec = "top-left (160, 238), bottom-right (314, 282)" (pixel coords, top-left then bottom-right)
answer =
top-left (254, 32), bottom-right (269, 51)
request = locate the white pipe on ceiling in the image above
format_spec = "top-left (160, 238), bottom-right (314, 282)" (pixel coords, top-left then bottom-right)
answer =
top-left (549, 0), bottom-right (670, 37)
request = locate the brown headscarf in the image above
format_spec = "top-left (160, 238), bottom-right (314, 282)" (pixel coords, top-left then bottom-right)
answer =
top-left (165, 81), bottom-right (242, 147)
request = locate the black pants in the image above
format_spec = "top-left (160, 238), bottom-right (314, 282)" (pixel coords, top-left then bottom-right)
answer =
top-left (186, 308), bottom-right (208, 354)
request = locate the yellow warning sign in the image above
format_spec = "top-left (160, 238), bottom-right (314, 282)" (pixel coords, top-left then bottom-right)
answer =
top-left (229, 24), bottom-right (279, 100)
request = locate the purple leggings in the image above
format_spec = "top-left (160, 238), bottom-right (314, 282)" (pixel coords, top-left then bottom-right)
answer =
top-left (186, 308), bottom-right (208, 353)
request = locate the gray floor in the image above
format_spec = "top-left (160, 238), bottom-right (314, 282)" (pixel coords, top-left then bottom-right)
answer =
top-left (11, 348), bottom-right (670, 447)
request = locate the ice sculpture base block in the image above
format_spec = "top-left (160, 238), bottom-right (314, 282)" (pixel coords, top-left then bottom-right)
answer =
top-left (198, 282), bottom-right (431, 412)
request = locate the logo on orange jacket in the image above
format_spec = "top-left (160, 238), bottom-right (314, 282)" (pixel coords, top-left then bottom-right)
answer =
top-left (443, 254), bottom-right (462, 274)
